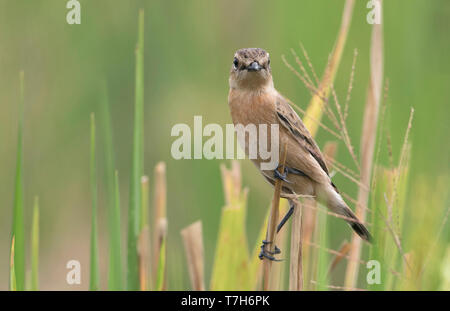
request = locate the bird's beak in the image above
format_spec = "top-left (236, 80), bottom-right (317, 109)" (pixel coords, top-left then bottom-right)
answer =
top-left (246, 61), bottom-right (262, 72)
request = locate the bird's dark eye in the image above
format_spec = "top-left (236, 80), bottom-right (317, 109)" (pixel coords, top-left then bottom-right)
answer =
top-left (268, 58), bottom-right (271, 66)
top-left (233, 58), bottom-right (239, 68)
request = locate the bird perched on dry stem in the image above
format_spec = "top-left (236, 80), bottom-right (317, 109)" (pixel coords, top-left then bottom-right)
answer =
top-left (228, 48), bottom-right (372, 261)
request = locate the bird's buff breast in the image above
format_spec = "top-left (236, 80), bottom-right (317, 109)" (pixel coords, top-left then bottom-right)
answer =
top-left (228, 87), bottom-right (317, 196)
top-left (228, 88), bottom-right (280, 168)
top-left (228, 88), bottom-right (278, 126)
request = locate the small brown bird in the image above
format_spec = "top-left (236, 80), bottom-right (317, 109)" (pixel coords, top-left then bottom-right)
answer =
top-left (228, 48), bottom-right (371, 260)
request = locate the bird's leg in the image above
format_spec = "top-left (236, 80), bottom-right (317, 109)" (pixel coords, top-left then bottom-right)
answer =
top-left (259, 240), bottom-right (282, 261)
top-left (276, 201), bottom-right (295, 233)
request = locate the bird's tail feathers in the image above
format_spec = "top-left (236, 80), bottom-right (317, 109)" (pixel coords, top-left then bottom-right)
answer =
top-left (326, 189), bottom-right (373, 243)
top-left (340, 206), bottom-right (372, 243)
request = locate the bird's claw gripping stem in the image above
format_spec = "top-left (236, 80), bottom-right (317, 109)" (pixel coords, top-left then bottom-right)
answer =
top-left (258, 240), bottom-right (282, 261)
top-left (274, 165), bottom-right (292, 183)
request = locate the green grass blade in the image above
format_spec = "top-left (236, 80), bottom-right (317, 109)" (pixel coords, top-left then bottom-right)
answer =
top-left (100, 82), bottom-right (123, 290)
top-left (369, 145), bottom-right (412, 290)
top-left (108, 170), bottom-right (123, 290)
top-left (10, 236), bottom-right (16, 291)
top-left (90, 113), bottom-right (100, 290)
top-left (368, 166), bottom-right (390, 290)
top-left (31, 196), bottom-right (39, 291)
top-left (210, 202), bottom-right (250, 290)
top-left (210, 163), bottom-right (250, 290)
top-left (156, 238), bottom-right (166, 291)
top-left (210, 166), bottom-right (251, 290)
top-left (11, 71), bottom-right (25, 291)
top-left (316, 209), bottom-right (329, 291)
top-left (127, 9), bottom-right (145, 290)
top-left (389, 145), bottom-right (411, 290)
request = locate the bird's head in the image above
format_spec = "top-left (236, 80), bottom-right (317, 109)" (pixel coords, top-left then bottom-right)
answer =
top-left (229, 48), bottom-right (273, 90)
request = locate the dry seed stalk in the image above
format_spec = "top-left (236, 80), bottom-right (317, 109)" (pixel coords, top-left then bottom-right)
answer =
top-left (328, 241), bottom-right (351, 275)
top-left (305, 240), bottom-right (401, 278)
top-left (262, 142), bottom-right (288, 290)
top-left (138, 225), bottom-right (151, 290)
top-left (344, 49), bottom-right (358, 121)
top-left (181, 221), bottom-right (205, 291)
top-left (310, 280), bottom-right (367, 291)
top-left (289, 198), bottom-right (303, 290)
top-left (153, 162), bottom-right (167, 290)
top-left (301, 142), bottom-right (337, 288)
top-left (283, 97), bottom-right (343, 140)
top-left (345, 4), bottom-right (384, 288)
top-left (303, 0), bottom-right (355, 137)
top-left (269, 201), bottom-right (290, 290)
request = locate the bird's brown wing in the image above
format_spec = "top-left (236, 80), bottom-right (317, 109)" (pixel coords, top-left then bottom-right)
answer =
top-left (275, 94), bottom-right (330, 176)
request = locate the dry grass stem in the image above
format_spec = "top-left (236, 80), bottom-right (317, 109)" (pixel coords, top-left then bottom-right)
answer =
top-left (285, 53), bottom-right (362, 174)
top-left (307, 241), bottom-right (363, 265)
top-left (181, 221), bottom-right (205, 291)
top-left (344, 49), bottom-right (358, 121)
top-left (289, 198), bottom-right (303, 290)
top-left (138, 225), bottom-right (151, 290)
top-left (325, 155), bottom-right (359, 179)
top-left (310, 280), bottom-right (367, 291)
top-left (371, 79), bottom-right (390, 192)
top-left (381, 195), bottom-right (410, 270)
top-left (392, 108), bottom-right (414, 201)
top-left (328, 241), bottom-right (351, 275)
top-left (282, 55), bottom-right (322, 99)
top-left (328, 157), bottom-right (366, 189)
top-left (263, 143), bottom-right (288, 290)
top-left (282, 54), bottom-right (341, 131)
top-left (306, 240), bottom-right (401, 278)
top-left (154, 162), bottom-right (167, 221)
top-left (419, 206), bottom-right (450, 278)
top-left (141, 176), bottom-right (150, 229)
top-left (283, 1), bottom-right (363, 175)
top-left (299, 42), bottom-right (320, 85)
top-left (221, 160), bottom-right (242, 205)
top-left (330, 86), bottom-right (360, 170)
top-left (269, 201), bottom-right (290, 290)
top-left (153, 162), bottom-right (167, 289)
top-left (301, 196), bottom-right (318, 249)
top-left (303, 0), bottom-right (355, 137)
top-left (290, 48), bottom-right (314, 88)
top-left (340, 192), bottom-right (369, 213)
top-left (302, 142), bottom-right (337, 290)
top-left (284, 97), bottom-right (343, 140)
top-left (303, 201), bottom-right (370, 226)
top-left (345, 4), bottom-right (384, 288)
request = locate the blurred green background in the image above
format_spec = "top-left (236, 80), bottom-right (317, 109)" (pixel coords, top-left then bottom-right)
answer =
top-left (0, 0), bottom-right (449, 290)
